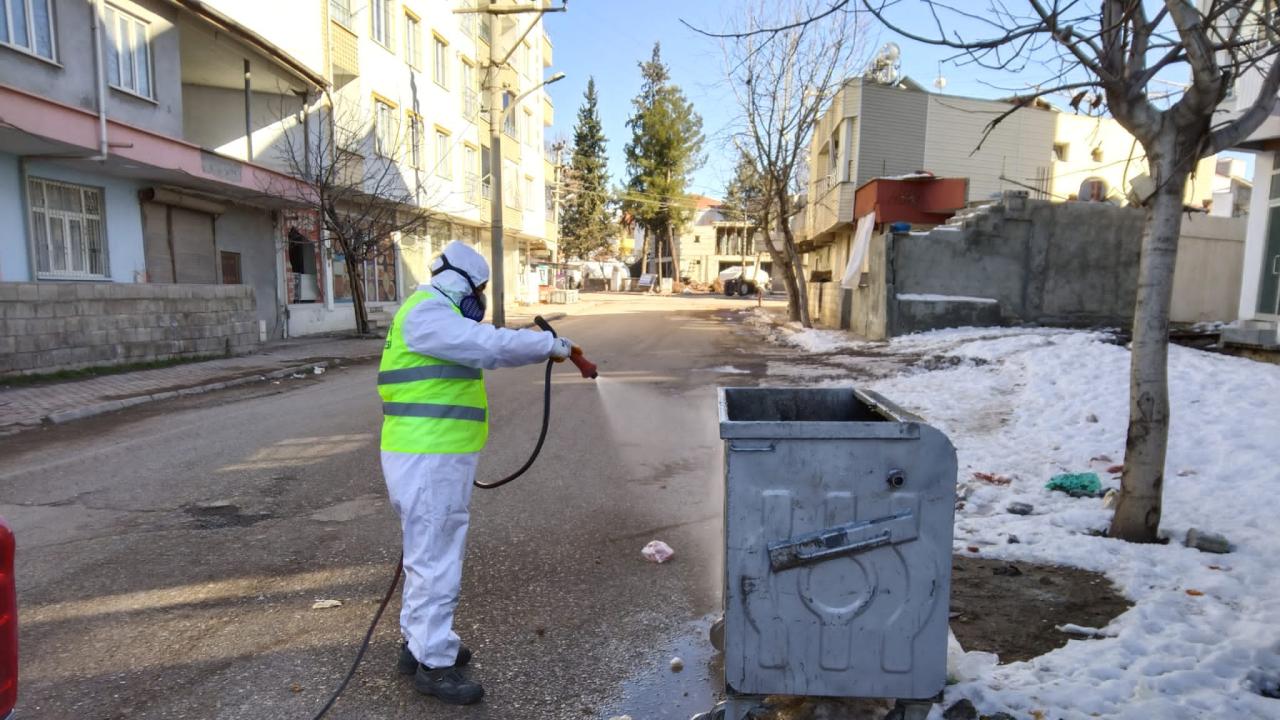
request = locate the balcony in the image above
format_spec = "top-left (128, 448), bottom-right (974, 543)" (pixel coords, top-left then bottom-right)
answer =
top-left (463, 88), bottom-right (480, 122)
top-left (541, 33), bottom-right (553, 67)
top-left (330, 20), bottom-right (359, 86)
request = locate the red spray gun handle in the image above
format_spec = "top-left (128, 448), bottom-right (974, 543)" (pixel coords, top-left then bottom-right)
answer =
top-left (534, 315), bottom-right (598, 379)
top-left (569, 347), bottom-right (598, 379)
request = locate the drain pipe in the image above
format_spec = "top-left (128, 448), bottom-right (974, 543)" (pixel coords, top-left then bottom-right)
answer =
top-left (90, 0), bottom-right (109, 161)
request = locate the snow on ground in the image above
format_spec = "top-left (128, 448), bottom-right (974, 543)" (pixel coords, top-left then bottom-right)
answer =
top-left (747, 312), bottom-right (1280, 720)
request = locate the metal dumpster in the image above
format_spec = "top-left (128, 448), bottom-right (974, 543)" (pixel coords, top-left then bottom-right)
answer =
top-left (714, 387), bottom-right (957, 717)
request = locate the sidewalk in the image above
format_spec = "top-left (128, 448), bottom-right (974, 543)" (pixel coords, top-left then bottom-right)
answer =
top-left (0, 307), bottom-right (568, 436)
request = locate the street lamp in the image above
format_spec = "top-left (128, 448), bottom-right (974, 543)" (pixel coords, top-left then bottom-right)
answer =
top-left (487, 71), bottom-right (566, 327)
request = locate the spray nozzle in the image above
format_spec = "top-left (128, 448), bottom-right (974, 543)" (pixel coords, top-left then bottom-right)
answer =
top-left (534, 314), bottom-right (598, 379)
top-left (569, 347), bottom-right (599, 379)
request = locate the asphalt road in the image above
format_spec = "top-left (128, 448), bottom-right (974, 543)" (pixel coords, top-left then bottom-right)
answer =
top-left (1, 295), bottom-right (779, 720)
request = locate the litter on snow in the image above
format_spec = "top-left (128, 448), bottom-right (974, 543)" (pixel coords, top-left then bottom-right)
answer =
top-left (1045, 472), bottom-right (1103, 497)
top-left (640, 540), bottom-right (674, 564)
top-left (741, 314), bottom-right (1280, 719)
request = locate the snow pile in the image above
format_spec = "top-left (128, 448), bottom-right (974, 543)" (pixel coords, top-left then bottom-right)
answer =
top-left (764, 322), bottom-right (1280, 719)
top-left (741, 309), bottom-right (872, 353)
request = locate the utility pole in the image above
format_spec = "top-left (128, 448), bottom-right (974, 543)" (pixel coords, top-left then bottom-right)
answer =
top-left (457, 2), bottom-right (566, 327)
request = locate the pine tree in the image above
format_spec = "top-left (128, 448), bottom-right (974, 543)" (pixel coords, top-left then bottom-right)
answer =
top-left (622, 43), bottom-right (704, 281)
top-left (723, 150), bottom-right (766, 226)
top-left (558, 77), bottom-right (613, 259)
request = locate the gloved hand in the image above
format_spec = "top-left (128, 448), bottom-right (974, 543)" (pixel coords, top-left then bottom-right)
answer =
top-left (549, 337), bottom-right (577, 362)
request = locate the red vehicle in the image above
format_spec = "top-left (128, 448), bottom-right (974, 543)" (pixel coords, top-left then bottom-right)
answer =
top-left (1, 517), bottom-right (15, 720)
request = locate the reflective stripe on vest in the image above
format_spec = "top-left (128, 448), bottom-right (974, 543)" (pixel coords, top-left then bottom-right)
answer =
top-left (378, 289), bottom-right (489, 454)
top-left (382, 402), bottom-right (487, 422)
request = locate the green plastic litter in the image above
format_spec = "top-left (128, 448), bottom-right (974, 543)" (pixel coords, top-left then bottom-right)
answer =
top-left (1046, 472), bottom-right (1103, 497)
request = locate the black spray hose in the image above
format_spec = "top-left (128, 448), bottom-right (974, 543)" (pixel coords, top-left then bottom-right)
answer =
top-left (312, 315), bottom-right (560, 719)
top-left (473, 315), bottom-right (556, 490)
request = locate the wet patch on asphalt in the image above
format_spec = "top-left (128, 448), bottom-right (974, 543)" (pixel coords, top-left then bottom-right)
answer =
top-left (602, 614), bottom-right (724, 719)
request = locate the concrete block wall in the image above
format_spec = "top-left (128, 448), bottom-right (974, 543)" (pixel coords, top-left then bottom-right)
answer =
top-left (0, 283), bottom-right (259, 377)
top-left (888, 198), bottom-right (1146, 335)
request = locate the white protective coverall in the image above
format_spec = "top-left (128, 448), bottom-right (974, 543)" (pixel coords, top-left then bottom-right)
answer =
top-left (382, 241), bottom-right (554, 668)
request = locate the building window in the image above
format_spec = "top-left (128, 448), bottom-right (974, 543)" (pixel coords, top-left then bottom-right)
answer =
top-left (371, 0), bottom-right (392, 48)
top-left (374, 100), bottom-right (396, 157)
top-left (464, 145), bottom-right (479, 203)
top-left (408, 114), bottom-right (424, 168)
top-left (433, 35), bottom-right (448, 87)
top-left (104, 4), bottom-right (153, 98)
top-left (436, 129), bottom-right (451, 178)
top-left (362, 242), bottom-right (398, 303)
top-left (28, 178), bottom-right (108, 279)
top-left (0, 0), bottom-right (55, 60)
top-left (1053, 143), bottom-right (1069, 162)
top-left (404, 11), bottom-right (421, 68)
top-left (457, 0), bottom-right (476, 36)
top-left (461, 60), bottom-right (478, 119)
top-left (481, 145), bottom-right (493, 199)
top-left (220, 251), bottom-right (242, 284)
top-left (503, 159), bottom-right (519, 209)
top-left (329, 0), bottom-right (352, 28)
top-left (502, 92), bottom-right (517, 139)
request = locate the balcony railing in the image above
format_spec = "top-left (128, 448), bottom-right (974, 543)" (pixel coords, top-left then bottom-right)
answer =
top-left (457, 0), bottom-right (477, 37)
top-left (481, 177), bottom-right (493, 201)
top-left (463, 88), bottom-right (480, 121)
top-left (465, 172), bottom-right (481, 205)
top-left (330, 0), bottom-right (353, 28)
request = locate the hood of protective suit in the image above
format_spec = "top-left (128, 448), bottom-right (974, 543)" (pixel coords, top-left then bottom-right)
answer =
top-left (429, 240), bottom-right (490, 306)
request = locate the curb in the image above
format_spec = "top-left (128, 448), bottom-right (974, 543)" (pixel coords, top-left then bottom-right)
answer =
top-left (39, 355), bottom-right (380, 427)
top-left (4, 314), bottom-right (567, 435)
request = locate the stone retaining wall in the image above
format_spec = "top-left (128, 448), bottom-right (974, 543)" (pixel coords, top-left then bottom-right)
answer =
top-left (0, 283), bottom-right (259, 377)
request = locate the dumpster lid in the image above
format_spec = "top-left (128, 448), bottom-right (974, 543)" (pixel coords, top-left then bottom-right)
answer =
top-left (718, 386), bottom-right (923, 439)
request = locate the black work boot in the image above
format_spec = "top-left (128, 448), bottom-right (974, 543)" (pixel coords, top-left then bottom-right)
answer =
top-left (414, 664), bottom-right (484, 705)
top-left (397, 641), bottom-right (471, 675)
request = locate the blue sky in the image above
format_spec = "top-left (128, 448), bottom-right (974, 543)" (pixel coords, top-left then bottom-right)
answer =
top-left (542, 1), bottom-right (1253, 198)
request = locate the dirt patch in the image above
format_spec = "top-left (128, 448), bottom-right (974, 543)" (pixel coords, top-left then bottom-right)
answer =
top-left (951, 556), bottom-right (1130, 663)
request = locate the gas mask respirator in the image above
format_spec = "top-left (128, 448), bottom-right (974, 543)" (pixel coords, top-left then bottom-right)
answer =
top-left (433, 254), bottom-right (487, 322)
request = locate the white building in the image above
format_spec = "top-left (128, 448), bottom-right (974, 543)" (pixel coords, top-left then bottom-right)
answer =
top-left (1216, 38), bottom-right (1280, 348)
top-left (205, 0), bottom-right (560, 335)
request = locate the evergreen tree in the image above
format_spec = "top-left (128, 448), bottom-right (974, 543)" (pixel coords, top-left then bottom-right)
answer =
top-left (723, 150), bottom-right (766, 226)
top-left (558, 77), bottom-right (613, 259)
top-left (622, 43), bottom-right (704, 280)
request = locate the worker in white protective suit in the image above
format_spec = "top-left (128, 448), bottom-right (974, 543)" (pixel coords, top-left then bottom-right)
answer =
top-left (379, 240), bottom-right (576, 705)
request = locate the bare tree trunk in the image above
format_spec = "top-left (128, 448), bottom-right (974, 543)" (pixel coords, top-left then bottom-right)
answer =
top-left (1110, 154), bottom-right (1188, 543)
top-left (346, 251), bottom-right (370, 336)
top-left (776, 191), bottom-right (812, 327)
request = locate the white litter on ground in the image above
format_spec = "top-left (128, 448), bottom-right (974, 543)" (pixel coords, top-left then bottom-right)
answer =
top-left (641, 540), bottom-right (675, 564)
top-left (701, 365), bottom-right (752, 374)
top-left (749, 316), bottom-right (1280, 720)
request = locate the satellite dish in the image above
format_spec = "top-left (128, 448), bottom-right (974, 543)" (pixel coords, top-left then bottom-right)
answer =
top-left (884, 42), bottom-right (900, 61)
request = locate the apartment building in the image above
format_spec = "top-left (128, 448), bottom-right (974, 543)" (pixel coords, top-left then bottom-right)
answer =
top-left (204, 0), bottom-right (559, 333)
top-left (803, 77), bottom-right (1217, 254)
top-left (0, 0), bottom-right (327, 375)
top-left (676, 197), bottom-right (774, 288)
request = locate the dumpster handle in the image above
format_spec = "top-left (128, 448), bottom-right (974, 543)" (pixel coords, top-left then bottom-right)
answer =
top-left (767, 509), bottom-right (918, 572)
top-left (728, 442), bottom-right (775, 453)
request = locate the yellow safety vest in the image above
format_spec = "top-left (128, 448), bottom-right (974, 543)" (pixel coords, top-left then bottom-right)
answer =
top-left (378, 290), bottom-right (488, 454)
